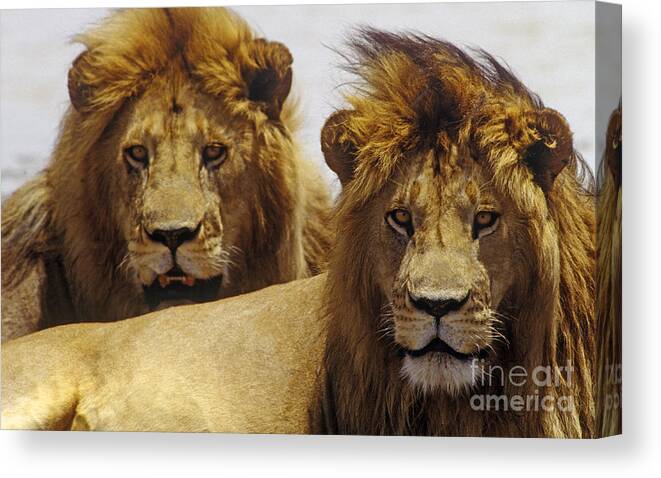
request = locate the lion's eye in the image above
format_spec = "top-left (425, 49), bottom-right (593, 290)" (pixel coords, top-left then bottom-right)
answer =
top-left (473, 211), bottom-right (500, 239)
top-left (124, 145), bottom-right (149, 169)
top-left (386, 208), bottom-right (414, 237)
top-left (202, 143), bottom-right (228, 168)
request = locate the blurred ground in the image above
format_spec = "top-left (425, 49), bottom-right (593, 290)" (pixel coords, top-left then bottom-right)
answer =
top-left (1, 3), bottom-right (597, 198)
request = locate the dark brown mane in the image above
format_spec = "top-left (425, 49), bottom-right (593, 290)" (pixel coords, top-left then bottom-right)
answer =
top-left (347, 28), bottom-right (541, 105)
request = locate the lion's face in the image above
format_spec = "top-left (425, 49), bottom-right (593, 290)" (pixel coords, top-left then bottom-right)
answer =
top-left (62, 10), bottom-right (298, 314)
top-left (106, 76), bottom-right (257, 309)
top-left (370, 145), bottom-right (518, 394)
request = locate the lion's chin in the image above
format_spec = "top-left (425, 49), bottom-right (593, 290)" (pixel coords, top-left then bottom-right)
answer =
top-left (400, 352), bottom-right (483, 396)
top-left (143, 270), bottom-right (223, 310)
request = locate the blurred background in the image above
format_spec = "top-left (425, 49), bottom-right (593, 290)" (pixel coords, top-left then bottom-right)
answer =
top-left (1, 3), bottom-right (599, 198)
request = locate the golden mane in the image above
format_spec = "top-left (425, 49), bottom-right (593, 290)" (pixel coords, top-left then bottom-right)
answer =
top-left (1, 7), bottom-right (331, 338)
top-left (67, 8), bottom-right (298, 124)
top-left (595, 103), bottom-right (622, 436)
top-left (318, 30), bottom-right (595, 437)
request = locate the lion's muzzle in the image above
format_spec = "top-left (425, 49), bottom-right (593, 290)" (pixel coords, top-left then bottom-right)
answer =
top-left (402, 337), bottom-right (489, 361)
top-left (407, 291), bottom-right (469, 319)
top-left (146, 224), bottom-right (201, 252)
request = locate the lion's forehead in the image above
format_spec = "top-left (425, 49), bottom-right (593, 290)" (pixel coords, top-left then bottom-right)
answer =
top-left (129, 90), bottom-right (209, 139)
top-left (399, 151), bottom-right (489, 220)
top-left (114, 67), bottom-right (259, 168)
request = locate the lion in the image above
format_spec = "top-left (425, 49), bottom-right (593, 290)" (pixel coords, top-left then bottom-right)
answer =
top-left (1, 31), bottom-right (596, 438)
top-left (595, 103), bottom-right (622, 436)
top-left (1, 8), bottom-right (332, 341)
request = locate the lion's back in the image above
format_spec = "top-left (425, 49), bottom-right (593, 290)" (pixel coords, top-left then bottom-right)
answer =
top-left (71, 274), bottom-right (328, 432)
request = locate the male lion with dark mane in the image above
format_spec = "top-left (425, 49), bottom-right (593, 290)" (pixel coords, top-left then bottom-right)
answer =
top-left (1, 8), bottom-right (332, 341)
top-left (2, 31), bottom-right (595, 438)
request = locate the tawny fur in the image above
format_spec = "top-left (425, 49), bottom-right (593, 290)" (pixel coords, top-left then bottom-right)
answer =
top-left (2, 32), bottom-right (594, 438)
top-left (1, 8), bottom-right (332, 341)
top-left (595, 104), bottom-right (622, 437)
top-left (316, 31), bottom-right (596, 438)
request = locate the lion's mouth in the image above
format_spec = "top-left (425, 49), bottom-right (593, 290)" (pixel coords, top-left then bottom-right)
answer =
top-left (143, 267), bottom-right (222, 310)
top-left (402, 338), bottom-right (490, 361)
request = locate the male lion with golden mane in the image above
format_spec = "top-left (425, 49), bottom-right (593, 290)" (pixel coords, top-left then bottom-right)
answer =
top-left (1, 8), bottom-right (332, 341)
top-left (2, 31), bottom-right (595, 438)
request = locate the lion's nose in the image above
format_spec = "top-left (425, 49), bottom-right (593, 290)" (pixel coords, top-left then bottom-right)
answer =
top-left (408, 291), bottom-right (469, 318)
top-left (147, 224), bottom-right (200, 252)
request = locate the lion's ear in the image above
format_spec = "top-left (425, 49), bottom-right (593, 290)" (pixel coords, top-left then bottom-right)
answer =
top-left (515, 108), bottom-right (574, 193)
top-left (242, 39), bottom-right (293, 120)
top-left (321, 110), bottom-right (358, 186)
top-left (67, 50), bottom-right (137, 113)
top-left (68, 51), bottom-right (97, 112)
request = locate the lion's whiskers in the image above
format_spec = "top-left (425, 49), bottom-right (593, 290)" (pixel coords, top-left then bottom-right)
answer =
top-left (376, 302), bottom-right (397, 343)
